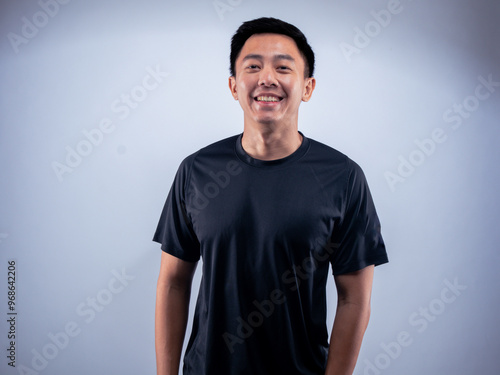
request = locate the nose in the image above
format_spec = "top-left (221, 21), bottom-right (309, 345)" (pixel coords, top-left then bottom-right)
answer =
top-left (258, 66), bottom-right (278, 87)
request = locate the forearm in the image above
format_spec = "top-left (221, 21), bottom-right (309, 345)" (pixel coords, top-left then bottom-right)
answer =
top-left (155, 281), bottom-right (191, 375)
top-left (325, 302), bottom-right (371, 375)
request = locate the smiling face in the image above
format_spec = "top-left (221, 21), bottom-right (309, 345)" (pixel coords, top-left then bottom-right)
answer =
top-left (229, 33), bottom-right (316, 129)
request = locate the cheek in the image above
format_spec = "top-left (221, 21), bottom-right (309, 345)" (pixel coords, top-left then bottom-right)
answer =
top-left (238, 81), bottom-right (256, 106)
top-left (281, 76), bottom-right (302, 93)
top-left (238, 79), bottom-right (253, 95)
top-left (286, 82), bottom-right (305, 102)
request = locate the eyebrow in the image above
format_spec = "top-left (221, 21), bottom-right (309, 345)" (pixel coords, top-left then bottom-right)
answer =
top-left (241, 54), bottom-right (296, 63)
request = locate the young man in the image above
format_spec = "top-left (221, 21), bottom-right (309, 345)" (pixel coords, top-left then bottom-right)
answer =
top-left (154, 17), bottom-right (388, 375)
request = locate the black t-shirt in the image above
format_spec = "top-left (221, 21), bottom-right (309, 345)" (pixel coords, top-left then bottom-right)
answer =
top-left (153, 132), bottom-right (388, 375)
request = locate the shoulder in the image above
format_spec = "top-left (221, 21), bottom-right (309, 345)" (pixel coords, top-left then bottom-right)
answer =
top-left (174, 134), bottom-right (240, 184)
top-left (306, 136), bottom-right (363, 175)
top-left (198, 134), bottom-right (240, 154)
top-left (304, 136), bottom-right (371, 200)
top-left (178, 134), bottom-right (240, 167)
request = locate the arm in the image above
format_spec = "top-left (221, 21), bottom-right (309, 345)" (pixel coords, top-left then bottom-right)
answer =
top-left (325, 265), bottom-right (374, 375)
top-left (155, 251), bottom-right (198, 375)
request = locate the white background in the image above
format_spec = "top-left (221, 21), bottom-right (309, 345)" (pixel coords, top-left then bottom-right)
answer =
top-left (1, 0), bottom-right (499, 374)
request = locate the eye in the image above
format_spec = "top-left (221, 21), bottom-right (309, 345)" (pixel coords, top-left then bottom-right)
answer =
top-left (277, 66), bottom-right (291, 71)
top-left (246, 64), bottom-right (260, 70)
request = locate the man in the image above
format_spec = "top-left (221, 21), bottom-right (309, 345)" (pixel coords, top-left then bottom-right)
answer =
top-left (154, 17), bottom-right (388, 375)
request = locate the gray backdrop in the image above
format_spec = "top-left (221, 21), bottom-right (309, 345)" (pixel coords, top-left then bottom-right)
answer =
top-left (1, 0), bottom-right (499, 374)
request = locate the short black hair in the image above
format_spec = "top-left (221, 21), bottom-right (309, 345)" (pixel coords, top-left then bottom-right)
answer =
top-left (230, 17), bottom-right (315, 78)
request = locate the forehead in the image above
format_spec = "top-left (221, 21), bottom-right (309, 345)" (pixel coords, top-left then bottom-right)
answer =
top-left (238, 33), bottom-right (303, 61)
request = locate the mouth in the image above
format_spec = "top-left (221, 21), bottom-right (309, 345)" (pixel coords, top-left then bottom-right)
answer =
top-left (254, 95), bottom-right (283, 103)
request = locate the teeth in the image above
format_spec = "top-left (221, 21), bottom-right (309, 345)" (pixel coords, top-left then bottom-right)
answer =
top-left (256, 96), bottom-right (280, 102)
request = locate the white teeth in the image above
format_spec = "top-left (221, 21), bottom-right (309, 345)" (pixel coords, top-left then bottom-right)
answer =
top-left (256, 96), bottom-right (280, 102)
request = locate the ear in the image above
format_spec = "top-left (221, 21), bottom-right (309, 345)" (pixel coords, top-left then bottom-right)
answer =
top-left (228, 76), bottom-right (238, 100)
top-left (302, 77), bottom-right (316, 102)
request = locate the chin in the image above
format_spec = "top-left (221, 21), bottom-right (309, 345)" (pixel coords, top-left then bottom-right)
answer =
top-left (254, 113), bottom-right (283, 123)
top-left (256, 117), bottom-right (280, 126)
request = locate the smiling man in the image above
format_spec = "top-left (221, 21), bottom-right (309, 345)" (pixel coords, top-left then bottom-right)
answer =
top-left (154, 17), bottom-right (388, 375)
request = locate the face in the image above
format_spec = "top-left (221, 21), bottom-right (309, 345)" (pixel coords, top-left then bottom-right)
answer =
top-left (229, 33), bottom-right (315, 127)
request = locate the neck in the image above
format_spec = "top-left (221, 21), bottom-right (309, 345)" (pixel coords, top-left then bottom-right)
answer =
top-left (241, 122), bottom-right (303, 161)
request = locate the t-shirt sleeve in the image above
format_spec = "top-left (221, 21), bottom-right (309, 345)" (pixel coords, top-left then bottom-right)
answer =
top-left (329, 158), bottom-right (388, 275)
top-left (152, 155), bottom-right (201, 262)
